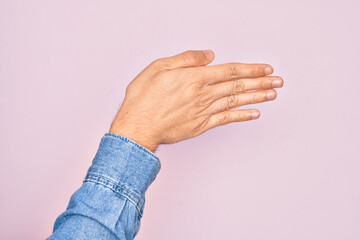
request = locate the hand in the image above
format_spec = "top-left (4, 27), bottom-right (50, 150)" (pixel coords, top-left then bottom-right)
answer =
top-left (109, 50), bottom-right (284, 152)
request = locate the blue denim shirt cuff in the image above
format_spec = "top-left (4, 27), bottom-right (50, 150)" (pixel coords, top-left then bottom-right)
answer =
top-left (83, 132), bottom-right (161, 216)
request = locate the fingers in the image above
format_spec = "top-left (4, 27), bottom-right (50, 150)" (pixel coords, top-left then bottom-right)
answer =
top-left (206, 89), bottom-right (277, 114)
top-left (208, 76), bottom-right (283, 101)
top-left (156, 50), bottom-right (215, 69)
top-left (196, 62), bottom-right (273, 85)
top-left (203, 109), bottom-right (260, 131)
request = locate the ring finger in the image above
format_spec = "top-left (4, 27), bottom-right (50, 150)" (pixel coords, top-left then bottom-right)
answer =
top-left (206, 89), bottom-right (277, 114)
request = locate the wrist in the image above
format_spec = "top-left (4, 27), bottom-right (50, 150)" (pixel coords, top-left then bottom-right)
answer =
top-left (109, 124), bottom-right (160, 153)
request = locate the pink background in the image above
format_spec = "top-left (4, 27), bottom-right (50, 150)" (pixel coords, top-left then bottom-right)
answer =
top-left (1, 0), bottom-right (359, 239)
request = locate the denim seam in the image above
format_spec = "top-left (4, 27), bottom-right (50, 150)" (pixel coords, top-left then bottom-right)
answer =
top-left (83, 173), bottom-right (144, 217)
top-left (104, 132), bottom-right (161, 169)
top-left (85, 173), bottom-right (140, 198)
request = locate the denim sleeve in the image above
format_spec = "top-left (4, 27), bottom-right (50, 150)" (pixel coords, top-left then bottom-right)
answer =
top-left (47, 132), bottom-right (161, 240)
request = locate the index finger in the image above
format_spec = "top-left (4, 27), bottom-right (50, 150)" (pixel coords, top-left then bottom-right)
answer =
top-left (196, 62), bottom-right (273, 85)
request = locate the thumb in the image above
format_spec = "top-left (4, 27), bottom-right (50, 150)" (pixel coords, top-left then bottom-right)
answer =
top-left (162, 50), bottom-right (215, 69)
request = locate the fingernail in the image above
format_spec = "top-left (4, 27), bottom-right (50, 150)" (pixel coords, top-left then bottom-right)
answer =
top-left (272, 79), bottom-right (283, 88)
top-left (203, 50), bottom-right (214, 60)
top-left (266, 90), bottom-right (277, 100)
top-left (264, 66), bottom-right (273, 75)
top-left (251, 111), bottom-right (260, 119)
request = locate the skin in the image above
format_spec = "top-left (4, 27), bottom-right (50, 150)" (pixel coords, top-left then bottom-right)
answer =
top-left (109, 50), bottom-right (284, 152)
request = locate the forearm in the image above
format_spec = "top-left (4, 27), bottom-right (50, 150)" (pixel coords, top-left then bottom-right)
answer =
top-left (48, 49), bottom-right (283, 239)
top-left (47, 133), bottom-right (161, 240)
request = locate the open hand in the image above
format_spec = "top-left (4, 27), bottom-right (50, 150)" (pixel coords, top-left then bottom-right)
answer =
top-left (109, 50), bottom-right (284, 152)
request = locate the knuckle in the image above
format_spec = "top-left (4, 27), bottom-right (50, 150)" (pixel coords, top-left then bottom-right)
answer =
top-left (245, 94), bottom-right (256, 105)
top-left (252, 94), bottom-right (261, 103)
top-left (193, 116), bottom-right (210, 133)
top-left (187, 77), bottom-right (203, 90)
top-left (239, 111), bottom-right (247, 119)
top-left (150, 58), bottom-right (169, 70)
top-left (252, 93), bottom-right (265, 103)
top-left (233, 79), bottom-right (245, 93)
top-left (197, 71), bottom-right (209, 85)
top-left (262, 78), bottom-right (270, 89)
top-left (260, 78), bottom-right (269, 89)
top-left (192, 69), bottom-right (210, 86)
top-left (228, 64), bottom-right (241, 79)
top-left (251, 66), bottom-right (258, 75)
top-left (226, 94), bottom-right (237, 109)
top-left (185, 50), bottom-right (194, 55)
top-left (151, 58), bottom-right (162, 65)
top-left (218, 112), bottom-right (229, 125)
top-left (183, 50), bottom-right (197, 64)
top-left (150, 58), bottom-right (162, 67)
top-left (194, 92), bottom-right (211, 106)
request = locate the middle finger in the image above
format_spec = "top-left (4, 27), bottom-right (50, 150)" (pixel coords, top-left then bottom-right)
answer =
top-left (207, 76), bottom-right (283, 101)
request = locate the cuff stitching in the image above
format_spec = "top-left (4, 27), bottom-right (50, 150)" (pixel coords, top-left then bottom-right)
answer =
top-left (84, 172), bottom-right (145, 217)
top-left (104, 132), bottom-right (161, 169)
